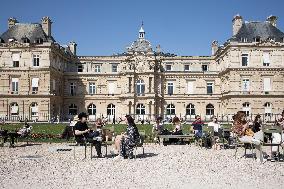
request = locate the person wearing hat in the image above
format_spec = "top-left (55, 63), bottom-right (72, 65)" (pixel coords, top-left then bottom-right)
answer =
top-left (74, 112), bottom-right (102, 158)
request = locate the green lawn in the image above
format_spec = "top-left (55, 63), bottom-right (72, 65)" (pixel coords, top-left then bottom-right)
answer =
top-left (1, 123), bottom-right (194, 143)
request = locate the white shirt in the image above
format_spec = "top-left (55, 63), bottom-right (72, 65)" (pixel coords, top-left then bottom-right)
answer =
top-left (208, 122), bottom-right (220, 132)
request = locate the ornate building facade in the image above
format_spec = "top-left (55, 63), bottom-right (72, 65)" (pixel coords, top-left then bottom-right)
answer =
top-left (0, 15), bottom-right (283, 122)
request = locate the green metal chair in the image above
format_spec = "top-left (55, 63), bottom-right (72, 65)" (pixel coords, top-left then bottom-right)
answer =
top-left (262, 124), bottom-right (282, 161)
top-left (219, 124), bottom-right (233, 149)
top-left (134, 130), bottom-right (145, 158)
top-left (201, 126), bottom-right (214, 148)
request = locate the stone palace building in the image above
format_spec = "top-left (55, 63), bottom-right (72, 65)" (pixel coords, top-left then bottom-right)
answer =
top-left (0, 15), bottom-right (283, 122)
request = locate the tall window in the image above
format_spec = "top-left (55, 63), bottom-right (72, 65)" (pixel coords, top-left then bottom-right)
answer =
top-left (263, 78), bottom-right (271, 93)
top-left (186, 104), bottom-right (195, 115)
top-left (31, 102), bottom-right (38, 116)
top-left (206, 104), bottom-right (214, 115)
top-left (70, 83), bottom-right (76, 96)
top-left (263, 52), bottom-right (270, 66)
top-left (108, 81), bottom-right (116, 95)
top-left (187, 81), bottom-right (194, 94)
top-left (95, 65), bottom-right (101, 72)
top-left (242, 79), bottom-right (250, 93)
top-left (52, 79), bottom-right (56, 92)
top-left (33, 55), bottom-right (40, 67)
top-left (136, 79), bottom-right (145, 96)
top-left (167, 82), bottom-right (174, 95)
top-left (136, 104), bottom-right (145, 115)
top-left (31, 78), bottom-right (39, 94)
top-left (241, 54), bottom-right (248, 66)
top-left (69, 104), bottom-right (77, 115)
top-left (107, 104), bottom-right (115, 115)
top-left (202, 65), bottom-right (208, 72)
top-left (89, 82), bottom-right (96, 94)
top-left (264, 102), bottom-right (272, 116)
top-left (112, 64), bottom-right (118, 72)
top-left (11, 78), bottom-right (19, 94)
top-left (77, 65), bottom-right (83, 72)
top-left (88, 104), bottom-right (96, 115)
top-left (12, 53), bottom-right (20, 67)
top-left (10, 102), bottom-right (19, 115)
top-left (242, 102), bottom-right (250, 116)
top-left (206, 82), bottom-right (213, 94)
top-left (166, 104), bottom-right (175, 115)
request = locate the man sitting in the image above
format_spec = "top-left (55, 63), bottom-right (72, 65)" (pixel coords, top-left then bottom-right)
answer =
top-left (74, 112), bottom-right (102, 158)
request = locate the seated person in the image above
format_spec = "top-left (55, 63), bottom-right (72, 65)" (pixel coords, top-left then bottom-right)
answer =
top-left (114, 115), bottom-right (140, 159)
top-left (152, 116), bottom-right (165, 142)
top-left (169, 117), bottom-right (183, 144)
top-left (172, 117), bottom-right (183, 135)
top-left (61, 116), bottom-right (78, 140)
top-left (208, 116), bottom-right (220, 150)
top-left (192, 115), bottom-right (204, 139)
top-left (74, 112), bottom-right (102, 158)
top-left (4, 120), bottom-right (32, 147)
top-left (233, 111), bottom-right (264, 162)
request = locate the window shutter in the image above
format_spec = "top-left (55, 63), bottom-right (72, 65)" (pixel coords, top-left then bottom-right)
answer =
top-left (108, 82), bottom-right (115, 94)
top-left (12, 78), bottom-right (19, 82)
top-left (32, 78), bottom-right (39, 87)
top-left (11, 105), bottom-right (18, 113)
top-left (187, 81), bottom-right (193, 94)
top-left (12, 53), bottom-right (20, 61)
top-left (263, 78), bottom-right (271, 91)
top-left (263, 52), bottom-right (270, 63)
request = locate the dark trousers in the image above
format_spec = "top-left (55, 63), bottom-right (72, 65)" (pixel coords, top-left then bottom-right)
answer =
top-left (93, 140), bottom-right (102, 156)
top-left (77, 136), bottom-right (102, 156)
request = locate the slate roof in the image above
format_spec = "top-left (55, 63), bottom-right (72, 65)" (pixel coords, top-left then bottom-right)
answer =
top-left (0, 23), bottom-right (55, 43)
top-left (230, 21), bottom-right (284, 42)
top-left (127, 39), bottom-right (152, 52)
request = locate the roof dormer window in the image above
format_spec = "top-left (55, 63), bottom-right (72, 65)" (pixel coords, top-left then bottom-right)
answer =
top-left (21, 37), bottom-right (30, 43)
top-left (35, 38), bottom-right (43, 44)
top-left (8, 38), bottom-right (15, 42)
top-left (254, 36), bottom-right (261, 42)
top-left (241, 37), bottom-right (247, 43)
top-left (0, 38), bottom-right (4, 43)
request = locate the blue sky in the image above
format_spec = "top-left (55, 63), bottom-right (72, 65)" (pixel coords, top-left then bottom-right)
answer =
top-left (1, 0), bottom-right (284, 56)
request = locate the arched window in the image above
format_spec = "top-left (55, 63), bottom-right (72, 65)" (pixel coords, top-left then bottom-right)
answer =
top-left (88, 104), bottom-right (96, 115)
top-left (136, 103), bottom-right (145, 115)
top-left (186, 103), bottom-right (195, 115)
top-left (107, 104), bottom-right (115, 116)
top-left (69, 104), bottom-right (77, 115)
top-left (136, 79), bottom-right (145, 96)
top-left (242, 102), bottom-right (250, 116)
top-left (264, 102), bottom-right (272, 116)
top-left (206, 104), bottom-right (214, 115)
top-left (166, 104), bottom-right (175, 115)
top-left (10, 102), bottom-right (19, 115)
top-left (30, 102), bottom-right (38, 116)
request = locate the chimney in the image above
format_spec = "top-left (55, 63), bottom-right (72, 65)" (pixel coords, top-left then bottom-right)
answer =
top-left (69, 41), bottom-right (77, 55)
top-left (8, 17), bottom-right (18, 29)
top-left (232, 14), bottom-right (243, 36)
top-left (211, 40), bottom-right (218, 55)
top-left (267, 15), bottom-right (277, 27)
top-left (41, 16), bottom-right (52, 36)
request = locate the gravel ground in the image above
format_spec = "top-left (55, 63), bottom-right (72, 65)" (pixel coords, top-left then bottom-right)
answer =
top-left (0, 143), bottom-right (284, 189)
